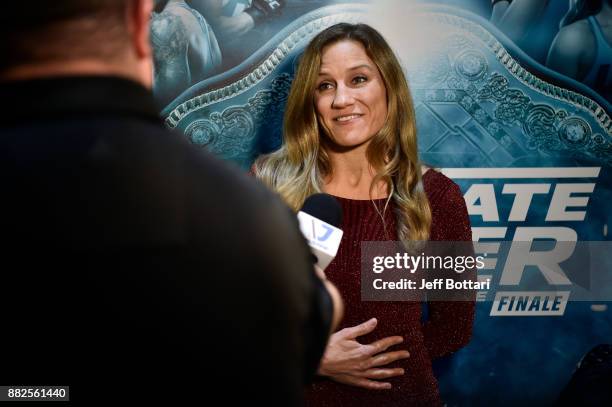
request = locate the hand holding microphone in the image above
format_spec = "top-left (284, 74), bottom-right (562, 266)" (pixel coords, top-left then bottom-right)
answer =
top-left (298, 193), bottom-right (344, 332)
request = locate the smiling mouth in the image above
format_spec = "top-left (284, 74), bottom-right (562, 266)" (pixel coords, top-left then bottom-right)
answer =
top-left (334, 114), bottom-right (363, 122)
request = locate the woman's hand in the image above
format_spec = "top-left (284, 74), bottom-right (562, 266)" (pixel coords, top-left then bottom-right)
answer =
top-left (317, 318), bottom-right (410, 390)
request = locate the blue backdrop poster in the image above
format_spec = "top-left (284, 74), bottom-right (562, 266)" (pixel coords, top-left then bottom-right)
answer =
top-left (151, 1), bottom-right (611, 404)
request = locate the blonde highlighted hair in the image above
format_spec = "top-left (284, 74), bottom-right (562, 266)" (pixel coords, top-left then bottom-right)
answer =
top-left (255, 23), bottom-right (431, 243)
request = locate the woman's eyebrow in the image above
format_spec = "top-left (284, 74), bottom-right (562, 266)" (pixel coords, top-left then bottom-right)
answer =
top-left (347, 64), bottom-right (373, 71)
top-left (318, 63), bottom-right (374, 77)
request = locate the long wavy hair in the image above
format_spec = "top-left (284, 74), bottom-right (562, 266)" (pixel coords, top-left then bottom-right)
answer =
top-left (255, 23), bottom-right (431, 243)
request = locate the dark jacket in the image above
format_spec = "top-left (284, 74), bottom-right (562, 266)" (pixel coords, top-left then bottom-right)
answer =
top-left (0, 76), bottom-right (331, 404)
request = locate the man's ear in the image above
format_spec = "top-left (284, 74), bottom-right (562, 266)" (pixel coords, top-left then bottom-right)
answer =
top-left (127, 0), bottom-right (154, 60)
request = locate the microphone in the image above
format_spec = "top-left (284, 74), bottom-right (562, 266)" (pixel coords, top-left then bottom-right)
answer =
top-left (298, 194), bottom-right (344, 271)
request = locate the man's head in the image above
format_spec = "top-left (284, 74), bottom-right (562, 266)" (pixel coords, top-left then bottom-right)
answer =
top-left (0, 0), bottom-right (154, 86)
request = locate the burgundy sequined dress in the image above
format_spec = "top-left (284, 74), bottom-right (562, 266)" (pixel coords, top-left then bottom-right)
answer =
top-left (306, 170), bottom-right (475, 407)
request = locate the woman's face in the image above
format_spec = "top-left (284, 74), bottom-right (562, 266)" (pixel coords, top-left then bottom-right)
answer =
top-left (314, 40), bottom-right (388, 150)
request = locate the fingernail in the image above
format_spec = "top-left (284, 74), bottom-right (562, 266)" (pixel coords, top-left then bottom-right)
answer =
top-left (399, 369), bottom-right (405, 375)
top-left (384, 384), bottom-right (392, 389)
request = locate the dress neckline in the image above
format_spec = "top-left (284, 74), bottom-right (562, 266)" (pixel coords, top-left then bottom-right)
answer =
top-left (331, 195), bottom-right (389, 203)
top-left (327, 169), bottom-right (433, 202)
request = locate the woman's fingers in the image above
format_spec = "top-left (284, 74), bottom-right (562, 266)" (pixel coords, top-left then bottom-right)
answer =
top-left (365, 335), bottom-right (404, 355)
top-left (358, 368), bottom-right (405, 379)
top-left (369, 350), bottom-right (411, 368)
top-left (340, 318), bottom-right (378, 339)
top-left (333, 374), bottom-right (393, 390)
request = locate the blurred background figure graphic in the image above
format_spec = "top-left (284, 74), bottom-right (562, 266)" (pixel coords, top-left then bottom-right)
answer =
top-left (151, 0), bottom-right (222, 105)
top-left (547, 0), bottom-right (612, 102)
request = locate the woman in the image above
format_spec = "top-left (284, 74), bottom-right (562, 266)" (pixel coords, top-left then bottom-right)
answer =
top-left (254, 23), bottom-right (474, 406)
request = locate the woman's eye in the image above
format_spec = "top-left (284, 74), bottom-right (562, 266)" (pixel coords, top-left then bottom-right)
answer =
top-left (317, 82), bottom-right (333, 91)
top-left (353, 76), bottom-right (367, 84)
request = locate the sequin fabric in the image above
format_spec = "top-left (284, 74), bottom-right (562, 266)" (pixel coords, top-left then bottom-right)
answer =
top-left (305, 170), bottom-right (475, 407)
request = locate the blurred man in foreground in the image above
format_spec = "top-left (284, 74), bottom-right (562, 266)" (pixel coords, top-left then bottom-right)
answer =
top-left (0, 0), bottom-right (340, 404)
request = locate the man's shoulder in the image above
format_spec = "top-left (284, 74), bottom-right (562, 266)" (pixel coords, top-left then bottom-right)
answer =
top-left (178, 143), bottom-right (294, 227)
top-left (74, 112), bottom-right (289, 230)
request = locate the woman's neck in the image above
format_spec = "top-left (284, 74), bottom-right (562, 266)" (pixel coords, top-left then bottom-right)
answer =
top-left (323, 147), bottom-right (388, 200)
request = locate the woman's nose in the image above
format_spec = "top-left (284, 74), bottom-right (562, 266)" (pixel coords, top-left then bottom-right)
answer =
top-left (332, 84), bottom-right (354, 108)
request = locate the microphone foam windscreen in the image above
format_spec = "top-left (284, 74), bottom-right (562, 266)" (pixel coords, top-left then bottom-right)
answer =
top-left (300, 194), bottom-right (343, 228)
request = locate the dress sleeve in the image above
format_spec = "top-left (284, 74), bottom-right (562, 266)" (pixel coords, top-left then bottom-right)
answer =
top-left (422, 182), bottom-right (475, 359)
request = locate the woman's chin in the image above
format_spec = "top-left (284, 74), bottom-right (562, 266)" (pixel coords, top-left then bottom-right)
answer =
top-left (326, 134), bottom-right (373, 151)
